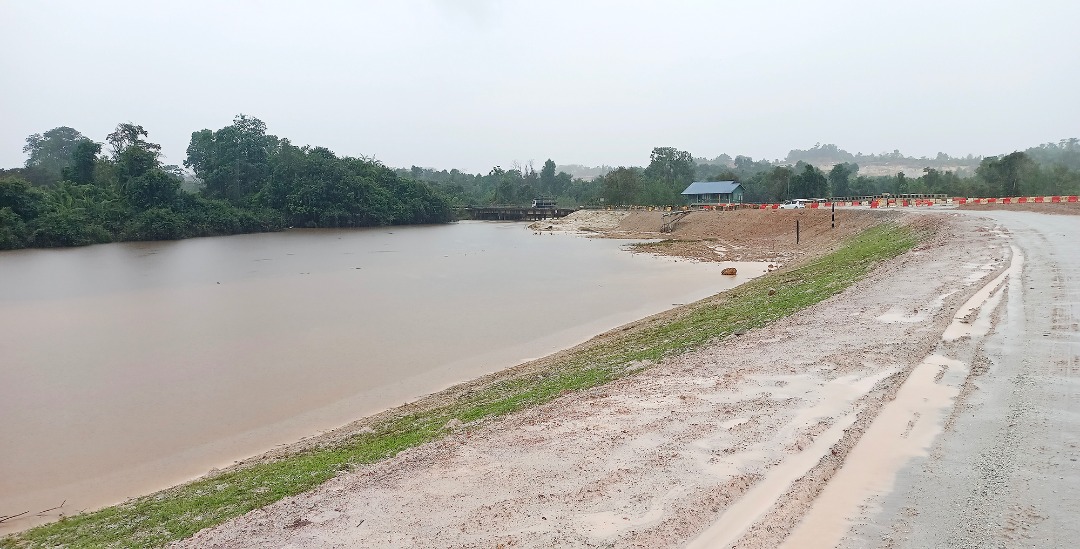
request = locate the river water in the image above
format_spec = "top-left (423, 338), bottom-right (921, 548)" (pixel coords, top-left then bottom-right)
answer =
top-left (0, 221), bottom-right (765, 530)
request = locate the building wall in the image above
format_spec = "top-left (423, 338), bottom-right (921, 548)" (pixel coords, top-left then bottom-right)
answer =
top-left (687, 189), bottom-right (743, 203)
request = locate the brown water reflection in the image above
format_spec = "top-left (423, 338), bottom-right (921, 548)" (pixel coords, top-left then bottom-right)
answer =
top-left (0, 222), bottom-right (765, 531)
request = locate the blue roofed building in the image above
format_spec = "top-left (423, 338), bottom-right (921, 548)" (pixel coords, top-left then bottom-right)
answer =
top-left (680, 181), bottom-right (744, 205)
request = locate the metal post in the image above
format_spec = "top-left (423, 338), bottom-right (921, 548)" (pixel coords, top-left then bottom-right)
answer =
top-left (796, 219), bottom-right (800, 244)
top-left (832, 202), bottom-right (835, 229)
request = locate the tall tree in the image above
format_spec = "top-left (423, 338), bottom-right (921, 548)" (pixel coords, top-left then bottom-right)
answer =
top-left (185, 114), bottom-right (276, 203)
top-left (762, 166), bottom-right (795, 202)
top-left (791, 164), bottom-right (827, 199)
top-left (602, 167), bottom-right (644, 205)
top-left (106, 123), bottom-right (179, 209)
top-left (977, 151), bottom-right (1035, 197)
top-left (827, 162), bottom-right (858, 197)
top-left (645, 146), bottom-right (695, 194)
top-left (22, 126), bottom-right (87, 185)
top-left (63, 140), bottom-right (103, 185)
top-left (539, 159), bottom-right (557, 196)
top-left (107, 123), bottom-right (160, 160)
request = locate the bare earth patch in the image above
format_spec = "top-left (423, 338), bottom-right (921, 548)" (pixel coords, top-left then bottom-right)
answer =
top-left (536, 208), bottom-right (899, 263)
top-left (174, 212), bottom-right (1014, 548)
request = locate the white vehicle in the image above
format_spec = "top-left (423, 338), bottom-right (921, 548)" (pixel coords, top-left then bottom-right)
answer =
top-left (779, 199), bottom-right (807, 209)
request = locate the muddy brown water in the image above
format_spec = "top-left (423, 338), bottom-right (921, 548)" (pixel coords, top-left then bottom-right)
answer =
top-left (0, 221), bottom-right (766, 532)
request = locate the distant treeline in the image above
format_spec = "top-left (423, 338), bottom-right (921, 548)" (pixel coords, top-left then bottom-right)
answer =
top-left (0, 116), bottom-right (453, 250)
top-left (4, 122), bottom-right (1079, 251)
top-left (402, 140), bottom-right (1080, 208)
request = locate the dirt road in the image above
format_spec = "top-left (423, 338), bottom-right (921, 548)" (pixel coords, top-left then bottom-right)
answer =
top-left (837, 210), bottom-right (1080, 548)
top-left (175, 210), bottom-right (1077, 548)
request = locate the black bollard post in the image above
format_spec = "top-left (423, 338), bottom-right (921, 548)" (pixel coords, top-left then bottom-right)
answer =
top-left (796, 219), bottom-right (800, 244)
top-left (832, 202), bottom-right (835, 229)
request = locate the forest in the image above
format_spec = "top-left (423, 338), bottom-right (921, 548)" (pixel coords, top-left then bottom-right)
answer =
top-left (2, 115), bottom-right (1079, 251)
top-left (0, 116), bottom-right (454, 249)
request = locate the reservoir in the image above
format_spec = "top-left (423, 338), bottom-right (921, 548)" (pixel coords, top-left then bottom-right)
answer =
top-left (0, 221), bottom-right (765, 531)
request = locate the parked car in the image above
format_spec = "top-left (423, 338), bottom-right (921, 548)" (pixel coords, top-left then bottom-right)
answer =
top-left (779, 199), bottom-right (807, 209)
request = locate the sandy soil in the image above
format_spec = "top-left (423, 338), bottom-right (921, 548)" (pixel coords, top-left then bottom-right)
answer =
top-left (533, 208), bottom-right (898, 263)
top-left (175, 210), bottom-right (1036, 548)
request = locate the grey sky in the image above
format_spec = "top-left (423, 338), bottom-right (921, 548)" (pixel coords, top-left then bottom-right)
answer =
top-left (2, 0), bottom-right (1077, 173)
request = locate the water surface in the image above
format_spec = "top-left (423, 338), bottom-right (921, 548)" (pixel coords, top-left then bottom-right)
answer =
top-left (0, 221), bottom-right (765, 530)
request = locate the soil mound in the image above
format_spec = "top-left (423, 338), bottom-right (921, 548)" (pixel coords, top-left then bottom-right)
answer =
top-left (612, 208), bottom-right (899, 263)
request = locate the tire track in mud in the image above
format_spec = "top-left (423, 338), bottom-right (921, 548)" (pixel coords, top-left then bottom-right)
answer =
top-left (687, 232), bottom-right (1021, 549)
top-left (840, 211), bottom-right (1080, 549)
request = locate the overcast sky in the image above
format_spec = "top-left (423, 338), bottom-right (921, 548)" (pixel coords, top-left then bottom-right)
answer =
top-left (2, 0), bottom-right (1077, 173)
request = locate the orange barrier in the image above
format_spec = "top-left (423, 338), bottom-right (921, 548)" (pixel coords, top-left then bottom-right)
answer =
top-left (949, 195), bottom-right (1077, 206)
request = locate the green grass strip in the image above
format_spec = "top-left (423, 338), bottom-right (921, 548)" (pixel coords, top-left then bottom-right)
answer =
top-left (2, 222), bottom-right (923, 549)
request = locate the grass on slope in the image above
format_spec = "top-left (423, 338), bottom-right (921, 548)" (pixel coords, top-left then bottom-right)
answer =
top-left (1, 222), bottom-right (923, 549)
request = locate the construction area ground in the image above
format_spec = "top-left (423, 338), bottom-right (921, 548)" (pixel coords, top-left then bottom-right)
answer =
top-left (17, 205), bottom-right (1076, 548)
top-left (170, 206), bottom-right (1080, 548)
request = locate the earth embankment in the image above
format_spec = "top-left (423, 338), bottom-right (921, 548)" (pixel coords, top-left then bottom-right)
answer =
top-left (534, 208), bottom-right (898, 263)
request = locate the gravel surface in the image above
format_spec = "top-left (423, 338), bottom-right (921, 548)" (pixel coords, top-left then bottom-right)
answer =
top-left (174, 211), bottom-right (1045, 548)
top-left (840, 210), bottom-right (1080, 549)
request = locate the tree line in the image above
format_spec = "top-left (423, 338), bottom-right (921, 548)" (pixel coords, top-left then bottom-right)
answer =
top-left (0, 116), bottom-right (454, 250)
top-left (403, 140), bottom-right (1080, 209)
top-left (4, 123), bottom-right (1079, 251)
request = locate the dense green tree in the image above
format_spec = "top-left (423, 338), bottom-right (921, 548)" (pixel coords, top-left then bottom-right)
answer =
top-left (601, 167), bottom-right (644, 205)
top-left (894, 172), bottom-right (909, 194)
top-left (62, 140), bottom-right (103, 185)
top-left (760, 166), bottom-right (794, 202)
top-left (107, 123), bottom-right (160, 159)
top-left (185, 114), bottom-right (276, 203)
top-left (645, 146), bottom-right (695, 194)
top-left (0, 207), bottom-right (30, 248)
top-left (828, 163), bottom-right (858, 197)
top-left (5, 117), bottom-right (460, 249)
top-left (0, 176), bottom-right (46, 219)
top-left (126, 169), bottom-right (181, 210)
top-left (790, 164), bottom-right (828, 199)
top-left (22, 126), bottom-right (87, 185)
top-left (539, 159), bottom-right (557, 196)
top-left (977, 152), bottom-right (1035, 197)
